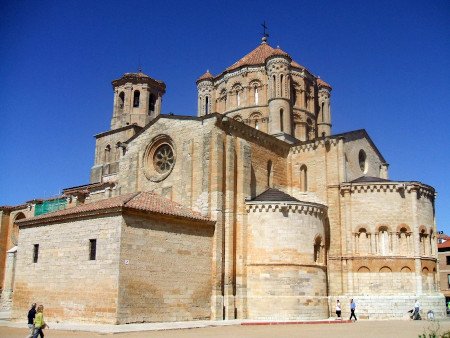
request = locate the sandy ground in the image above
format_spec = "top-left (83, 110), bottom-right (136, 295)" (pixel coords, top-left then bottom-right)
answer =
top-left (1, 320), bottom-right (450, 338)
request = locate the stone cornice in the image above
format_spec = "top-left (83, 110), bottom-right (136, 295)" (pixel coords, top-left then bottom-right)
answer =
top-left (0, 204), bottom-right (28, 213)
top-left (95, 124), bottom-right (143, 139)
top-left (246, 200), bottom-right (327, 218)
top-left (340, 181), bottom-right (435, 199)
top-left (18, 207), bottom-right (123, 227)
top-left (214, 66), bottom-right (266, 86)
top-left (216, 115), bottom-right (291, 156)
top-left (290, 137), bottom-right (338, 154)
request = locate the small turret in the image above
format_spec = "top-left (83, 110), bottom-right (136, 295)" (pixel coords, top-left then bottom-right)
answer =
top-left (266, 48), bottom-right (295, 143)
top-left (196, 70), bottom-right (214, 117)
top-left (316, 78), bottom-right (332, 137)
top-left (110, 71), bottom-right (166, 129)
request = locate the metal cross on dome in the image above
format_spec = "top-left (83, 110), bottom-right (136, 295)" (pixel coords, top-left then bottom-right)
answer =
top-left (261, 21), bottom-right (269, 39)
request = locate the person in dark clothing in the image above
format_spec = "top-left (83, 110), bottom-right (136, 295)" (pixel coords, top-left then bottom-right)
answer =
top-left (349, 299), bottom-right (357, 321)
top-left (26, 303), bottom-right (37, 338)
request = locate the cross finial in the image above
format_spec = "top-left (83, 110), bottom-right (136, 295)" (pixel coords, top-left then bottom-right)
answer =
top-left (261, 21), bottom-right (269, 42)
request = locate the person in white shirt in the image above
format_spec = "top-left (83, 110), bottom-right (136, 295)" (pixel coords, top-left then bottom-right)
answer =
top-left (336, 300), bottom-right (342, 319)
top-left (413, 300), bottom-right (420, 320)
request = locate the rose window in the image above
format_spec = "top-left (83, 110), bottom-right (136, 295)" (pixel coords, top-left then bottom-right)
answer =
top-left (154, 144), bottom-right (174, 173)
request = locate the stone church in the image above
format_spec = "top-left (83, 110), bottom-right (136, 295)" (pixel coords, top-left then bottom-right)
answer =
top-left (0, 37), bottom-right (444, 324)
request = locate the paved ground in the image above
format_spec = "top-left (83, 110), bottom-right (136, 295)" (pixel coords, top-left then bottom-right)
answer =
top-left (1, 319), bottom-right (450, 338)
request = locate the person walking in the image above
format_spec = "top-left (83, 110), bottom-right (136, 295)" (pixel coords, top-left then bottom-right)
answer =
top-left (26, 303), bottom-right (36, 338)
top-left (33, 305), bottom-right (48, 338)
top-left (413, 300), bottom-right (421, 320)
top-left (349, 299), bottom-right (357, 321)
top-left (336, 300), bottom-right (342, 319)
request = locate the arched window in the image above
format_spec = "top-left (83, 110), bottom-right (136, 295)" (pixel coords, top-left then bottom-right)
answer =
top-left (280, 109), bottom-right (284, 132)
top-left (306, 118), bottom-right (313, 140)
top-left (358, 228), bottom-right (370, 254)
top-left (359, 150), bottom-right (367, 173)
top-left (249, 112), bottom-right (262, 131)
top-left (321, 102), bottom-right (325, 122)
top-left (267, 160), bottom-right (273, 188)
top-left (429, 230), bottom-right (435, 256)
top-left (237, 91), bottom-right (240, 107)
top-left (378, 226), bottom-right (390, 255)
top-left (398, 227), bottom-right (409, 255)
top-left (133, 90), bottom-right (140, 107)
top-left (255, 87), bottom-right (259, 105)
top-left (118, 92), bottom-right (125, 109)
top-left (11, 212), bottom-right (26, 245)
top-left (304, 90), bottom-right (308, 109)
top-left (272, 75), bottom-right (276, 97)
top-left (420, 229), bottom-right (427, 255)
top-left (205, 96), bottom-right (209, 114)
top-left (280, 75), bottom-right (284, 96)
top-left (104, 145), bottom-right (111, 163)
top-left (300, 165), bottom-right (307, 192)
top-left (314, 236), bottom-right (323, 264)
top-left (149, 93), bottom-right (156, 114)
top-left (115, 142), bottom-right (121, 161)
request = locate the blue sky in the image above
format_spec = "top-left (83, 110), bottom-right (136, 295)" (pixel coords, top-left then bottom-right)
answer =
top-left (1, 1), bottom-right (449, 231)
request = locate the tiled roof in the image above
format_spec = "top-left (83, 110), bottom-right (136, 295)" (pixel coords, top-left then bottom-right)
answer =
top-left (112, 72), bottom-right (166, 90)
top-left (291, 60), bottom-right (304, 69)
top-left (350, 176), bottom-right (391, 183)
top-left (17, 192), bottom-right (212, 226)
top-left (226, 42), bottom-right (294, 71)
top-left (252, 188), bottom-right (300, 202)
top-left (317, 78), bottom-right (332, 89)
top-left (197, 70), bottom-right (214, 82)
top-left (438, 240), bottom-right (450, 250)
top-left (123, 72), bottom-right (163, 82)
top-left (124, 192), bottom-right (210, 221)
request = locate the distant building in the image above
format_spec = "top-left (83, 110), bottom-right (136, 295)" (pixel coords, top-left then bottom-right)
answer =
top-left (0, 36), bottom-right (444, 323)
top-left (438, 233), bottom-right (450, 306)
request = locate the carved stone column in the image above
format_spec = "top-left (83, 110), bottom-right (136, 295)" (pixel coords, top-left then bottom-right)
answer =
top-left (0, 246), bottom-right (17, 310)
top-left (410, 186), bottom-right (422, 294)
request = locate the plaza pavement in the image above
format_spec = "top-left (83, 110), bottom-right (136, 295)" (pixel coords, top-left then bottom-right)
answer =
top-left (1, 310), bottom-right (450, 337)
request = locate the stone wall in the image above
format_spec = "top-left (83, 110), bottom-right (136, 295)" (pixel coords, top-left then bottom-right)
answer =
top-left (438, 250), bottom-right (450, 298)
top-left (118, 117), bottom-right (216, 216)
top-left (343, 133), bottom-right (385, 181)
top-left (117, 213), bottom-right (214, 323)
top-left (329, 295), bottom-right (445, 320)
top-left (245, 202), bottom-right (328, 320)
top-left (12, 215), bottom-right (122, 324)
top-left (330, 182), bottom-right (444, 318)
top-left (0, 206), bottom-right (34, 293)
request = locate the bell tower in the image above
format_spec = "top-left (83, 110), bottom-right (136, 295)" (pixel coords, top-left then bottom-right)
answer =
top-left (110, 71), bottom-right (166, 129)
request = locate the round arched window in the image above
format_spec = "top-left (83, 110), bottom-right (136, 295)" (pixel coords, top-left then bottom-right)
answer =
top-left (358, 149), bottom-right (367, 173)
top-left (153, 144), bottom-right (174, 173)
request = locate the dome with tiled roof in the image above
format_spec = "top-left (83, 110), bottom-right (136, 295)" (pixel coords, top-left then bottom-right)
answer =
top-left (225, 39), bottom-right (300, 72)
top-left (317, 78), bottom-right (332, 89)
top-left (196, 70), bottom-right (214, 83)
